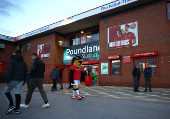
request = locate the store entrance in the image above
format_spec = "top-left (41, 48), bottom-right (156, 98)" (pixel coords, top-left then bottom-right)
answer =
top-left (82, 64), bottom-right (99, 84)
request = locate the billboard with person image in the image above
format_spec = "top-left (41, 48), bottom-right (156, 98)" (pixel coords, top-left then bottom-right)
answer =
top-left (108, 21), bottom-right (138, 49)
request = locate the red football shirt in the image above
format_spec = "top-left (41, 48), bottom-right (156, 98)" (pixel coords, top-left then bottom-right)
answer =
top-left (70, 65), bottom-right (81, 80)
top-left (123, 32), bottom-right (136, 46)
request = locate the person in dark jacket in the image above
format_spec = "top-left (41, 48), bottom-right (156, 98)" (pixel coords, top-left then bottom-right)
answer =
top-left (20, 53), bottom-right (49, 108)
top-left (132, 64), bottom-right (141, 92)
top-left (144, 63), bottom-right (152, 92)
top-left (50, 66), bottom-right (62, 91)
top-left (84, 68), bottom-right (90, 76)
top-left (3, 49), bottom-right (27, 114)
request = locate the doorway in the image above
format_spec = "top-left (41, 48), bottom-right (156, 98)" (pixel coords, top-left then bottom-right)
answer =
top-left (82, 64), bottom-right (99, 84)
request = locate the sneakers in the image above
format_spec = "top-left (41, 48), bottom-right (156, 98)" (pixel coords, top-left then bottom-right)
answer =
top-left (11, 109), bottom-right (20, 114)
top-left (6, 105), bottom-right (15, 114)
top-left (71, 95), bottom-right (78, 99)
top-left (79, 95), bottom-right (84, 98)
top-left (20, 103), bottom-right (29, 108)
top-left (42, 103), bottom-right (50, 108)
top-left (78, 95), bottom-right (83, 100)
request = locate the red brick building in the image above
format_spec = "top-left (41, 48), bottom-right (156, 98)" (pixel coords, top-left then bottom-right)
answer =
top-left (0, 0), bottom-right (170, 88)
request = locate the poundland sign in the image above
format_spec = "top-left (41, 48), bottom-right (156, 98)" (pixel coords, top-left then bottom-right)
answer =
top-left (63, 41), bottom-right (99, 66)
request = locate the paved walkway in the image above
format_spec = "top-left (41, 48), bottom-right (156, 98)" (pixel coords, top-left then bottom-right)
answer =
top-left (0, 83), bottom-right (170, 119)
top-left (1, 83), bottom-right (168, 103)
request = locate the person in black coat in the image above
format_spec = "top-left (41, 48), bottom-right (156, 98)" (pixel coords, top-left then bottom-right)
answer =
top-left (132, 64), bottom-right (141, 92)
top-left (20, 53), bottom-right (49, 108)
top-left (3, 49), bottom-right (27, 114)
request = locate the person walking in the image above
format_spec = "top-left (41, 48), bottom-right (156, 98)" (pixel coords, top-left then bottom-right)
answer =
top-left (20, 53), bottom-right (49, 108)
top-left (132, 64), bottom-right (141, 92)
top-left (50, 66), bottom-right (63, 91)
top-left (144, 63), bottom-right (152, 92)
top-left (3, 49), bottom-right (27, 114)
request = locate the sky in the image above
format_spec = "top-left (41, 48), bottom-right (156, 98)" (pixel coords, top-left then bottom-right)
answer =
top-left (0, 0), bottom-right (114, 37)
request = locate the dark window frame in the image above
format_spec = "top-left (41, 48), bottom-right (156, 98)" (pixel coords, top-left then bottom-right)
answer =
top-left (0, 43), bottom-right (6, 52)
top-left (111, 59), bottom-right (121, 76)
top-left (133, 56), bottom-right (158, 75)
top-left (63, 28), bottom-right (99, 47)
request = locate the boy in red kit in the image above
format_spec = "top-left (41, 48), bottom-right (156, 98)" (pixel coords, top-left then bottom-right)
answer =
top-left (69, 56), bottom-right (85, 100)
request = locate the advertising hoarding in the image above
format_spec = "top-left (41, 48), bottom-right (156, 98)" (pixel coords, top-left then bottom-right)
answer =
top-left (108, 21), bottom-right (138, 49)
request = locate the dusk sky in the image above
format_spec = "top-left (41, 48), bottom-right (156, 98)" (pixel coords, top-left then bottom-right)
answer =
top-left (0, 0), bottom-right (114, 37)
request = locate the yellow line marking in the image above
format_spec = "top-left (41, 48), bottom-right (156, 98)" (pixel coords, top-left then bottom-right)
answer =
top-left (163, 97), bottom-right (170, 99)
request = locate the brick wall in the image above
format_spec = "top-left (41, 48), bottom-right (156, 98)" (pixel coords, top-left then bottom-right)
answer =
top-left (99, 2), bottom-right (170, 88)
top-left (0, 43), bottom-right (16, 62)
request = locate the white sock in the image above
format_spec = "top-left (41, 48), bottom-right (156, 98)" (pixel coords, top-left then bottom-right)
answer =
top-left (72, 90), bottom-right (75, 96)
top-left (76, 90), bottom-right (79, 95)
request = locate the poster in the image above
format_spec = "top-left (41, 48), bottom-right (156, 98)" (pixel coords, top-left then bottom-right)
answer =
top-left (101, 63), bottom-right (108, 75)
top-left (37, 43), bottom-right (50, 59)
top-left (108, 21), bottom-right (138, 49)
top-left (63, 41), bottom-right (99, 66)
top-left (122, 56), bottom-right (131, 63)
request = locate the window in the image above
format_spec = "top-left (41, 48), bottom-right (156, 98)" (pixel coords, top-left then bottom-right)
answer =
top-left (18, 42), bottom-right (30, 52)
top-left (92, 29), bottom-right (99, 42)
top-left (134, 58), bottom-right (157, 74)
top-left (65, 37), bottom-right (69, 47)
top-left (58, 36), bottom-right (64, 46)
top-left (111, 60), bottom-right (120, 75)
top-left (22, 44), bottom-right (25, 52)
top-left (0, 43), bottom-right (5, 51)
top-left (75, 34), bottom-right (80, 45)
top-left (70, 35), bottom-right (75, 46)
top-left (81, 33), bottom-right (86, 44)
top-left (87, 31), bottom-right (92, 43)
top-left (167, 3), bottom-right (170, 20)
top-left (27, 43), bottom-right (30, 51)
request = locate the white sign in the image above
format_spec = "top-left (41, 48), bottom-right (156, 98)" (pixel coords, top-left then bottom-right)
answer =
top-left (15, 0), bottom-right (138, 40)
top-left (101, 63), bottom-right (108, 75)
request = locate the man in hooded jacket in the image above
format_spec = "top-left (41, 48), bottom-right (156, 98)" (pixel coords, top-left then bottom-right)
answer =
top-left (3, 49), bottom-right (27, 114)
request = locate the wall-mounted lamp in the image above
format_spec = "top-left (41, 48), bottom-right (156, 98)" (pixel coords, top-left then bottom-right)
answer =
top-left (81, 30), bottom-right (84, 33)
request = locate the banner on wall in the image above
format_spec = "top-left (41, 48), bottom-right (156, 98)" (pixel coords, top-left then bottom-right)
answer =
top-left (37, 43), bottom-right (50, 59)
top-left (101, 63), bottom-right (108, 75)
top-left (108, 21), bottom-right (138, 49)
top-left (122, 56), bottom-right (131, 63)
top-left (63, 41), bottom-right (99, 66)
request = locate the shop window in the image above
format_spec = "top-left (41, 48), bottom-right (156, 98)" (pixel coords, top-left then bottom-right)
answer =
top-left (65, 37), bottom-right (69, 47)
top-left (70, 35), bottom-right (75, 46)
top-left (75, 34), bottom-right (80, 45)
top-left (81, 33), bottom-right (86, 44)
top-left (27, 42), bottom-right (30, 51)
top-left (18, 42), bottom-right (30, 52)
top-left (92, 29), bottom-right (99, 42)
top-left (134, 58), bottom-right (157, 74)
top-left (0, 43), bottom-right (5, 51)
top-left (58, 36), bottom-right (64, 46)
top-left (167, 3), bottom-right (170, 20)
top-left (22, 44), bottom-right (25, 52)
top-left (87, 31), bottom-right (92, 43)
top-left (111, 60), bottom-right (120, 75)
